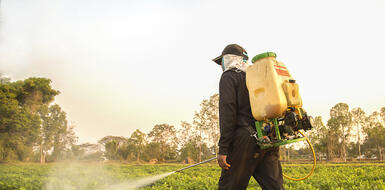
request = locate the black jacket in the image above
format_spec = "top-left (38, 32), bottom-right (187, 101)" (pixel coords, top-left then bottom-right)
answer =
top-left (218, 68), bottom-right (255, 155)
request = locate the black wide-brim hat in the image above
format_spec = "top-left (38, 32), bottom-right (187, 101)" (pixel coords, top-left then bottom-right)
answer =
top-left (212, 44), bottom-right (248, 65)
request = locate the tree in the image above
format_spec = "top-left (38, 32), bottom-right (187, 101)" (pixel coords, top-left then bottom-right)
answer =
top-left (205, 94), bottom-right (220, 155)
top-left (327, 103), bottom-right (352, 162)
top-left (49, 105), bottom-right (68, 161)
top-left (11, 78), bottom-right (60, 163)
top-left (37, 104), bottom-right (76, 162)
top-left (193, 94), bottom-right (219, 162)
top-left (98, 136), bottom-right (127, 160)
top-left (147, 124), bottom-right (178, 161)
top-left (194, 100), bottom-right (209, 163)
top-left (69, 143), bottom-right (102, 160)
top-left (0, 82), bottom-right (40, 161)
top-left (178, 121), bottom-right (196, 148)
top-left (363, 111), bottom-right (385, 160)
top-left (143, 142), bottom-right (162, 162)
top-left (127, 129), bottom-right (146, 161)
top-left (105, 140), bottom-right (119, 160)
top-left (49, 105), bottom-right (75, 161)
top-left (307, 116), bottom-right (328, 161)
top-left (351, 107), bottom-right (366, 160)
top-left (37, 105), bottom-right (52, 163)
top-left (12, 77), bottom-right (59, 114)
top-left (65, 123), bottom-right (78, 156)
top-left (0, 83), bottom-right (22, 160)
top-left (117, 143), bottom-right (130, 161)
top-left (179, 136), bottom-right (211, 163)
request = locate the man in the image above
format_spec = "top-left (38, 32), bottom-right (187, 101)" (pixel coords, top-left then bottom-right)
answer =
top-left (213, 44), bottom-right (285, 190)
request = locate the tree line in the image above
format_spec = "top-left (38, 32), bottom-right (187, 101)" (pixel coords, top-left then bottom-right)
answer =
top-left (1, 75), bottom-right (384, 163)
top-left (0, 75), bottom-right (220, 163)
top-left (98, 102), bottom-right (385, 163)
top-left (94, 94), bottom-right (220, 163)
top-left (304, 103), bottom-right (385, 161)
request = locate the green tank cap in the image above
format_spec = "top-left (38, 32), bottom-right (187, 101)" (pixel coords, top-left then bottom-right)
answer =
top-left (251, 52), bottom-right (277, 63)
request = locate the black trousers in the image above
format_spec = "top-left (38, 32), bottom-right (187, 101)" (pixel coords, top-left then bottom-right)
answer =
top-left (218, 127), bottom-right (285, 190)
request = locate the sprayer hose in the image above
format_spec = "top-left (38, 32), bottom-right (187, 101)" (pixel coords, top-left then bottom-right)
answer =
top-left (282, 130), bottom-right (316, 181)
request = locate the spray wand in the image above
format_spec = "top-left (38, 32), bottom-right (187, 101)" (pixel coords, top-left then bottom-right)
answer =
top-left (175, 157), bottom-right (217, 172)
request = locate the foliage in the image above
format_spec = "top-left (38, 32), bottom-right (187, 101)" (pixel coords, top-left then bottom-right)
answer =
top-left (362, 111), bottom-right (385, 160)
top-left (128, 129), bottom-right (147, 161)
top-left (69, 143), bottom-right (103, 161)
top-left (12, 78), bottom-right (59, 113)
top-left (98, 136), bottom-right (128, 160)
top-left (0, 80), bottom-right (42, 161)
top-left (193, 94), bottom-right (219, 162)
top-left (38, 104), bottom-right (77, 162)
top-left (179, 136), bottom-right (211, 163)
top-left (147, 124), bottom-right (178, 161)
top-left (1, 163), bottom-right (385, 190)
top-left (0, 77), bottom-right (77, 163)
top-left (327, 103), bottom-right (352, 161)
top-left (105, 141), bottom-right (120, 160)
top-left (351, 107), bottom-right (366, 160)
top-left (306, 116), bottom-right (328, 161)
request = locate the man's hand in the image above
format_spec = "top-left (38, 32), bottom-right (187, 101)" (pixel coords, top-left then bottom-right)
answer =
top-left (217, 154), bottom-right (231, 170)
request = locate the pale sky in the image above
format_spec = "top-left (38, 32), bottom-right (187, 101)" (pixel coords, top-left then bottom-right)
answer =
top-left (1, 0), bottom-right (385, 144)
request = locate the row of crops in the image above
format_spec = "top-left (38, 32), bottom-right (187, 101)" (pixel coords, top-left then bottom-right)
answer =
top-left (0, 163), bottom-right (384, 190)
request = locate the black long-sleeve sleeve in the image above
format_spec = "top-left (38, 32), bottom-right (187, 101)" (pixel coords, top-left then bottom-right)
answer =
top-left (218, 69), bottom-right (256, 155)
top-left (218, 72), bottom-right (238, 155)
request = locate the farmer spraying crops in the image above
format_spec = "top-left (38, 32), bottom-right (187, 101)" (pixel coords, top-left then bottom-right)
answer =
top-left (213, 44), bottom-right (285, 190)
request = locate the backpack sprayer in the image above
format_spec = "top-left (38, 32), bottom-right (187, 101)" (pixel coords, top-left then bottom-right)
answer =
top-left (173, 52), bottom-right (316, 181)
top-left (246, 52), bottom-right (316, 181)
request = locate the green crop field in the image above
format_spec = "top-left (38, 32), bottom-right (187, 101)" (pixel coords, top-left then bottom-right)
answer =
top-left (0, 162), bottom-right (384, 190)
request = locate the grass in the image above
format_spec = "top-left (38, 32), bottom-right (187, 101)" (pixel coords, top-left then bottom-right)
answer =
top-left (0, 162), bottom-right (384, 190)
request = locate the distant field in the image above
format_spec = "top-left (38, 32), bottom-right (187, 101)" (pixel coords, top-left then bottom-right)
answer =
top-left (0, 162), bottom-right (384, 190)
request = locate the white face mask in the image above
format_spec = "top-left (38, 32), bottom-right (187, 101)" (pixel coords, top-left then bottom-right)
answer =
top-left (221, 54), bottom-right (249, 72)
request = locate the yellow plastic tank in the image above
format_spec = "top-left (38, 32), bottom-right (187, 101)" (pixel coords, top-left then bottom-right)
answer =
top-left (246, 52), bottom-right (302, 120)
top-left (282, 81), bottom-right (302, 107)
